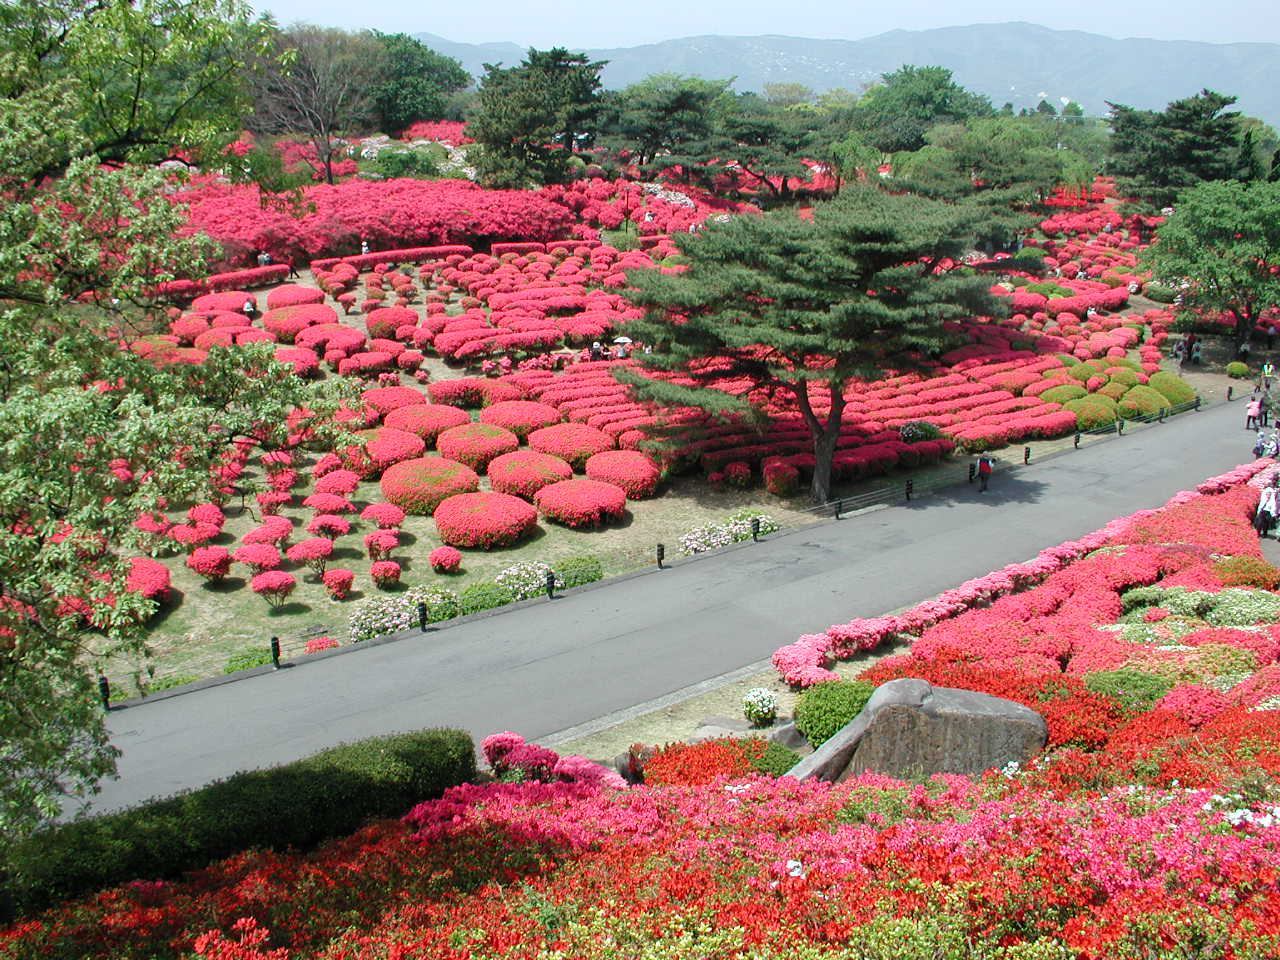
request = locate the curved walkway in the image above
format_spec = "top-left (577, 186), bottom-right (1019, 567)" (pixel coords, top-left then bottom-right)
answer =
top-left (90, 399), bottom-right (1252, 813)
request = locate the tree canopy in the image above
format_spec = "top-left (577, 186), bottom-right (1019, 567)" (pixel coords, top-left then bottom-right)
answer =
top-left (619, 187), bottom-right (1002, 503)
top-left (853, 65), bottom-right (994, 154)
top-left (368, 33), bottom-right (470, 135)
top-left (1141, 179), bottom-right (1280, 343)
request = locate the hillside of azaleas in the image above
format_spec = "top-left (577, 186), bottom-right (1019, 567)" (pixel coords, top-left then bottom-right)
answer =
top-left (6, 463), bottom-right (1280, 960)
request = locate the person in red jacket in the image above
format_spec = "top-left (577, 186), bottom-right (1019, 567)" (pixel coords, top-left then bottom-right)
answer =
top-left (977, 455), bottom-right (994, 492)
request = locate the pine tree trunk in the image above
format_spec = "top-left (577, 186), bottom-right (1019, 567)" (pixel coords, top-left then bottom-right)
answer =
top-left (809, 424), bottom-right (841, 504)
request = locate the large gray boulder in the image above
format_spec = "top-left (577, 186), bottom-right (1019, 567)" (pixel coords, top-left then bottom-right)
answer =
top-left (787, 678), bottom-right (1047, 782)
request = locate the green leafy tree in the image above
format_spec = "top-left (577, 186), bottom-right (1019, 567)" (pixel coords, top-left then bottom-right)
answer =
top-left (1141, 180), bottom-right (1280, 346)
top-left (368, 33), bottom-right (469, 135)
top-left (1108, 89), bottom-right (1245, 210)
top-left (0, 0), bottom-right (352, 838)
top-left (853, 65), bottom-right (993, 153)
top-left (600, 73), bottom-right (729, 169)
top-left (619, 187), bottom-right (1002, 503)
top-left (470, 47), bottom-right (606, 188)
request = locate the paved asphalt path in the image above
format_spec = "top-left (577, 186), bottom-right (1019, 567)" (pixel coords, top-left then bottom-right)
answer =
top-left (89, 399), bottom-right (1254, 812)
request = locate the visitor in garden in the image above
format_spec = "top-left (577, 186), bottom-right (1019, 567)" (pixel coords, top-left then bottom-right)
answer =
top-left (242, 297), bottom-right (257, 320)
top-left (1171, 339), bottom-right (1185, 362)
top-left (286, 256), bottom-right (299, 279)
top-left (1256, 477), bottom-right (1279, 538)
top-left (1189, 341), bottom-right (1203, 365)
top-left (1262, 360), bottom-right (1276, 390)
top-left (1254, 429), bottom-right (1267, 458)
top-left (977, 455), bottom-right (994, 492)
top-left (590, 341), bottom-right (603, 361)
top-left (1247, 396), bottom-right (1262, 430)
top-left (1239, 339), bottom-right (1252, 362)
top-left (1262, 392), bottom-right (1273, 427)
top-left (360, 239), bottom-right (370, 256)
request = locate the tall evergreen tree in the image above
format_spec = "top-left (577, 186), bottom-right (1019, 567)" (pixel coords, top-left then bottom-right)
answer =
top-left (619, 187), bottom-right (1002, 503)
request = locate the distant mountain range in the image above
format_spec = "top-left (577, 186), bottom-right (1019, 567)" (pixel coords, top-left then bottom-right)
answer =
top-left (415, 22), bottom-right (1280, 128)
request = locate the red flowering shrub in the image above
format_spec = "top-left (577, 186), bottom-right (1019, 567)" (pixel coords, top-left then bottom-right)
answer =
top-left (295, 323), bottom-right (366, 355)
top-left (323, 567), bottom-right (355, 599)
top-left (366, 306), bottom-right (418, 339)
top-left (261, 304), bottom-right (337, 343)
top-left (584, 450), bottom-right (660, 498)
top-left (307, 514), bottom-right (351, 537)
top-left (185, 545), bottom-right (232, 583)
top-left (251, 570), bottom-right (296, 607)
top-left (528, 422), bottom-right (615, 470)
top-left (360, 501), bottom-right (406, 528)
top-left (314, 469), bottom-right (361, 496)
top-left (337, 351), bottom-right (395, 377)
top-left (265, 285), bottom-right (325, 309)
top-left (233, 544), bottom-right (281, 573)
top-left (126, 557), bottom-right (171, 603)
top-left (643, 737), bottom-right (767, 786)
top-left (380, 456), bottom-right (480, 515)
top-left (429, 545), bottom-right (462, 573)
top-left (433, 491), bottom-right (538, 549)
top-left (486, 450), bottom-right (573, 499)
top-left (343, 427), bottom-right (427, 478)
top-left (302, 493), bottom-right (356, 514)
top-left (191, 291), bottom-right (252, 313)
top-left (534, 478), bottom-right (627, 528)
top-left (242, 518), bottom-right (292, 547)
top-left (361, 386), bottom-right (426, 419)
top-left (763, 459), bottom-right (801, 496)
top-left (285, 537), bottom-right (334, 576)
top-left (427, 377), bottom-right (523, 408)
top-left (436, 422), bottom-right (520, 472)
top-left (370, 560), bottom-right (401, 588)
top-left (364, 529), bottom-right (400, 560)
top-left (187, 503), bottom-right (226, 528)
top-left (479, 400), bottom-right (562, 439)
top-left (382, 403), bottom-right (470, 446)
top-left (305, 635), bottom-right (339, 653)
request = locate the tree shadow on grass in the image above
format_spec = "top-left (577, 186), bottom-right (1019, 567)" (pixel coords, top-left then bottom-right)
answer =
top-left (269, 601), bottom-right (312, 617)
top-left (146, 587), bottom-right (187, 629)
top-left (205, 576), bottom-right (247, 592)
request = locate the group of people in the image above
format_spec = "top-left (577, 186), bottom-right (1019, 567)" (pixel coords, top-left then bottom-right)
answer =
top-left (1256, 475), bottom-right (1280, 539)
top-left (1171, 334), bottom-right (1203, 366)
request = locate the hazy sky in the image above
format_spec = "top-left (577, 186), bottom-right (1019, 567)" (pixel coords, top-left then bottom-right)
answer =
top-left (255, 1), bottom-right (1280, 47)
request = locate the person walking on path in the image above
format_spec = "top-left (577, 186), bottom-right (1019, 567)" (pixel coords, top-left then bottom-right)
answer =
top-left (1247, 396), bottom-right (1262, 430)
top-left (977, 454), bottom-right (994, 492)
top-left (1255, 429), bottom-right (1268, 458)
top-left (1257, 477), bottom-right (1280, 539)
top-left (1263, 360), bottom-right (1276, 390)
top-left (1263, 392), bottom-right (1273, 428)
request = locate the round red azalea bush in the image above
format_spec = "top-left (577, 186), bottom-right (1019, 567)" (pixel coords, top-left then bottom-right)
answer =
top-left (535, 478), bottom-right (627, 528)
top-left (192, 291), bottom-right (252, 313)
top-left (429, 545), bottom-right (462, 573)
top-left (314, 469), bottom-right (361, 496)
top-left (242, 516), bottom-right (293, 547)
top-left (528, 422), bottom-right (615, 470)
top-left (265, 284), bottom-right (326, 309)
top-left (323, 567), bottom-right (355, 600)
top-left (126, 556), bottom-right (171, 603)
top-left (186, 545), bottom-right (232, 583)
top-left (170, 522), bottom-right (219, 550)
top-left (305, 635), bottom-right (339, 653)
top-left (302, 492), bottom-right (356, 514)
top-left (486, 450), bottom-right (574, 500)
top-left (434, 491), bottom-right (538, 549)
top-left (642, 737), bottom-right (768, 786)
top-left (427, 377), bottom-right (522, 409)
top-left (308, 513), bottom-right (351, 538)
top-left (251, 570), bottom-right (297, 608)
top-left (370, 560), bottom-right (401, 589)
top-left (479, 400), bottom-right (562, 439)
top-left (187, 503), bottom-right (226, 528)
top-left (380, 456), bottom-right (480, 515)
top-left (364, 529), bottom-right (400, 560)
top-left (261, 304), bottom-right (337, 343)
top-left (366, 306), bottom-right (418, 339)
top-left (285, 537), bottom-right (334, 576)
top-left (360, 501), bottom-right (406, 528)
top-left (584, 450), bottom-right (660, 498)
top-left (382, 403), bottom-right (470, 446)
top-left (343, 427), bottom-right (427, 478)
top-left (436, 422), bottom-right (520, 472)
top-left (233, 543), bottom-right (281, 573)
top-left (360, 386), bottom-right (427, 419)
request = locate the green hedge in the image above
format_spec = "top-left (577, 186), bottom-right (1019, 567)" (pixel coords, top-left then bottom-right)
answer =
top-left (458, 581), bottom-right (514, 615)
top-left (1040, 383), bottom-right (1087, 404)
top-left (1146, 371), bottom-right (1197, 406)
top-left (794, 680), bottom-right (875, 747)
top-left (1226, 361), bottom-right (1251, 379)
top-left (1144, 282), bottom-right (1177, 303)
top-left (558, 554), bottom-right (604, 589)
top-left (1064, 396), bottom-right (1119, 430)
top-left (1118, 384), bottom-right (1171, 419)
top-left (2, 728), bottom-right (475, 917)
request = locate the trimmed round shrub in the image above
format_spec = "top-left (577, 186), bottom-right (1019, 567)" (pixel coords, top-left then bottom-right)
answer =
top-left (261, 304), bottom-right (337, 343)
top-left (360, 502), bottom-right (406, 528)
top-left (899, 420), bottom-right (941, 443)
top-left (314, 469), bottom-right (361, 496)
top-left (360, 386), bottom-right (427, 419)
top-left (370, 560), bottom-right (401, 589)
top-left (794, 679), bottom-right (875, 747)
top-left (364, 529), bottom-right (400, 560)
top-left (323, 567), bottom-right (355, 599)
top-left (1066, 365), bottom-right (1094, 383)
top-left (366, 306), bottom-right (418, 339)
top-left (429, 545), bottom-right (462, 573)
top-left (285, 537), bottom-right (334, 576)
top-left (486, 450), bottom-right (573, 500)
top-left (295, 323), bottom-right (366, 355)
top-left (380, 456), bottom-right (480, 515)
top-left (584, 450), bottom-right (660, 498)
top-left (251, 570), bottom-right (297, 608)
top-left (1146, 371), bottom-right (1197, 406)
top-left (528, 422), bottom-right (615, 470)
top-left (302, 492), bottom-right (356, 514)
top-left (479, 400), bottom-right (562, 439)
top-left (383, 403), bottom-right (470, 446)
top-left (265, 284), bottom-right (326, 309)
top-left (1213, 555), bottom-right (1280, 590)
top-left (1117, 384), bottom-right (1171, 419)
top-left (344, 427), bottom-right (427, 478)
top-left (185, 545), bottom-right (232, 583)
top-left (1064, 396), bottom-right (1119, 430)
top-left (535, 478), bottom-right (627, 528)
top-left (763, 460), bottom-right (801, 497)
top-left (1226, 361), bottom-right (1251, 379)
top-left (436, 422), bottom-right (520, 473)
top-left (1040, 383), bottom-right (1087, 404)
top-left (1104, 367), bottom-right (1140, 387)
top-left (192, 291), bottom-right (253, 313)
top-left (427, 377), bottom-right (523, 408)
top-left (307, 514), bottom-right (351, 538)
top-left (232, 544), bottom-right (281, 573)
top-left (434, 492), bottom-right (538, 549)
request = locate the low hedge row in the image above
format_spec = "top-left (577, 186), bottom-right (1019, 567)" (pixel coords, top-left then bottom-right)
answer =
top-left (1, 728), bottom-right (475, 918)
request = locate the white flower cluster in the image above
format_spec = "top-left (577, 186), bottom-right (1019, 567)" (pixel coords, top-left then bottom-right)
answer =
top-left (495, 560), bottom-right (562, 601)
top-left (1202, 793), bottom-right (1280, 829)
top-left (347, 585), bottom-right (459, 642)
top-left (742, 687), bottom-right (778, 726)
top-left (641, 182), bottom-right (696, 208)
top-left (679, 511), bottom-right (782, 556)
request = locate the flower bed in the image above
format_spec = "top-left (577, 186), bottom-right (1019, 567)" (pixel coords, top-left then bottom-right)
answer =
top-left (343, 427), bottom-right (427, 478)
top-left (584, 450), bottom-right (660, 498)
top-left (382, 403), bottom-right (470, 446)
top-left (527, 422), bottom-right (615, 470)
top-left (433, 491), bottom-right (538, 549)
top-left (379, 456), bottom-right (480, 515)
top-left (534, 478), bottom-right (627, 528)
top-left (435, 422), bottom-right (520, 472)
top-left (486, 450), bottom-right (573, 500)
top-left (478, 400), bottom-right (562, 438)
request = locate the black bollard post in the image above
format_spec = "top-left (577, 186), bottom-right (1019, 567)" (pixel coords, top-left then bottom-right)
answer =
top-left (270, 636), bottom-right (280, 670)
top-left (905, 479), bottom-right (914, 501)
top-left (1023, 446), bottom-right (1031, 465)
top-left (1118, 419), bottom-right (1125, 436)
top-left (1159, 407), bottom-right (1166, 422)
top-left (833, 499), bottom-right (842, 520)
top-left (1074, 432), bottom-right (1081, 449)
top-left (1228, 385), bottom-right (1234, 402)
top-left (98, 675), bottom-right (110, 712)
top-left (545, 570), bottom-right (556, 600)
top-left (417, 601), bottom-right (428, 632)
top-left (656, 543), bottom-right (665, 569)
top-left (968, 462), bottom-right (976, 483)
top-left (751, 516), bottom-right (761, 541)
top-left (1194, 397), bottom-right (1201, 410)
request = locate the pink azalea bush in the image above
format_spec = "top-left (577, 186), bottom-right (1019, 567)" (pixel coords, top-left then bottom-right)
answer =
top-left (250, 570), bottom-right (296, 607)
